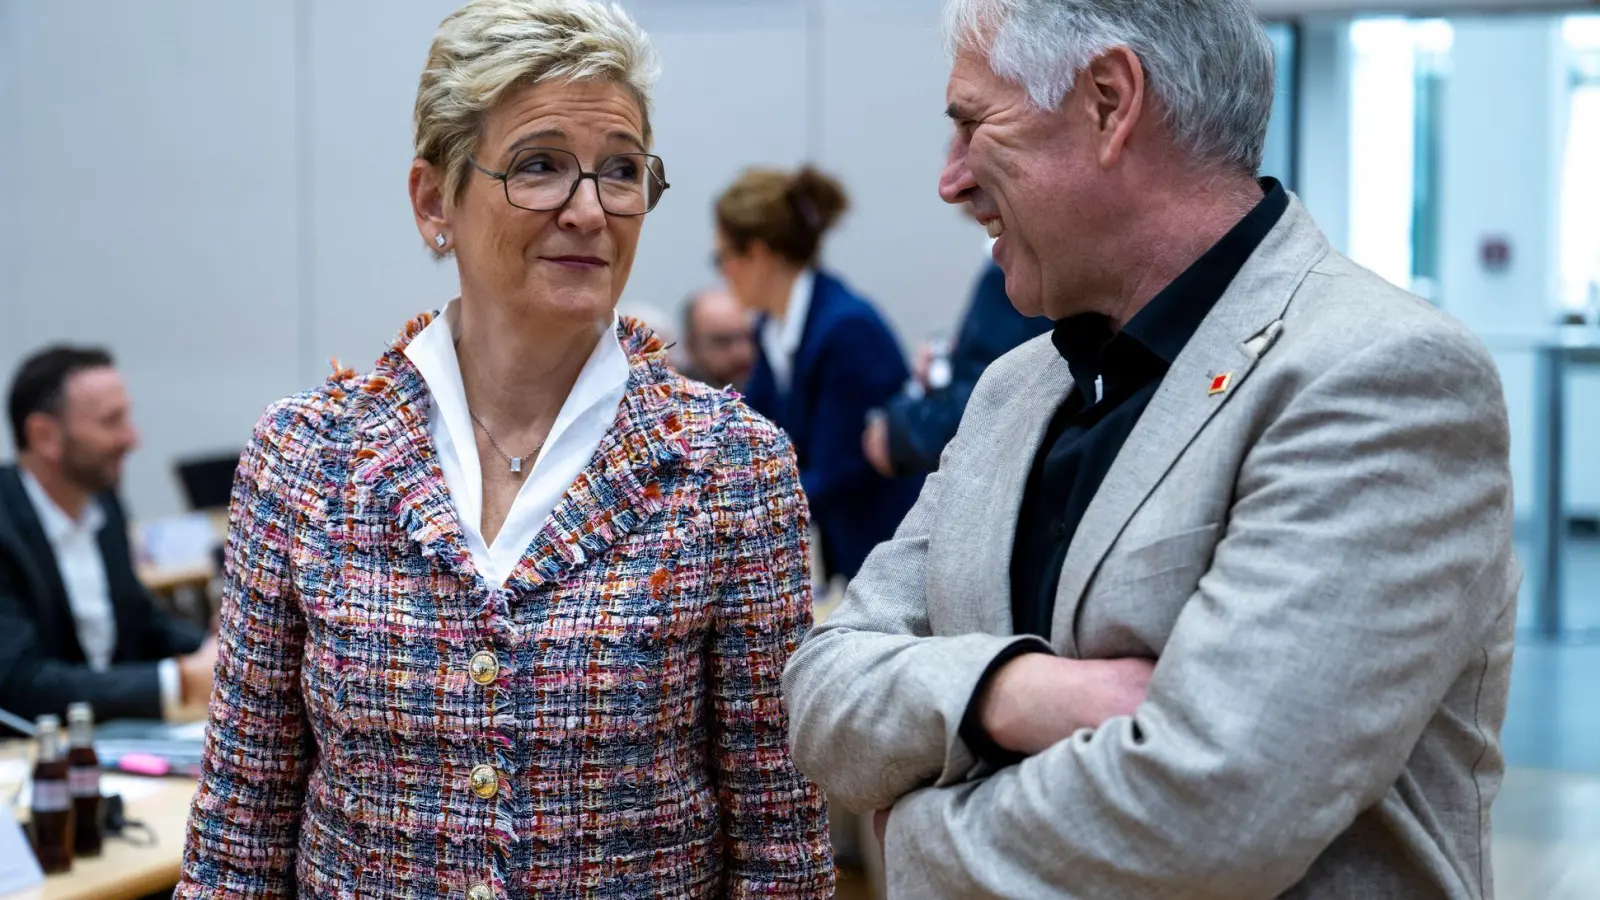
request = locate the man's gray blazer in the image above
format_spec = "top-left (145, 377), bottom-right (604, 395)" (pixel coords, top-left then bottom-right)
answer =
top-left (783, 197), bottom-right (1519, 899)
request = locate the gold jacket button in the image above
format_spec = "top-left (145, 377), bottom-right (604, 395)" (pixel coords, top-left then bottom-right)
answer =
top-left (467, 881), bottom-right (495, 900)
top-left (469, 764), bottom-right (499, 800)
top-left (469, 650), bottom-right (499, 685)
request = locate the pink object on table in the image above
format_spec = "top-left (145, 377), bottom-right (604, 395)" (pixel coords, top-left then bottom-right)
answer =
top-left (116, 754), bottom-right (171, 776)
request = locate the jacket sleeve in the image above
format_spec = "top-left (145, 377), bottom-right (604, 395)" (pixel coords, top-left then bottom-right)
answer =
top-left (782, 362), bottom-right (1050, 814)
top-left (706, 405), bottom-right (834, 899)
top-left (799, 315), bottom-right (912, 506)
top-left (0, 558), bottom-right (167, 721)
top-left (177, 400), bottom-right (319, 899)
top-left (880, 330), bottom-right (1517, 898)
top-left (136, 608), bottom-right (207, 661)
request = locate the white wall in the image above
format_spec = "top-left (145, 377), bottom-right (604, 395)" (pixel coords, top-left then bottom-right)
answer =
top-left (0, 3), bottom-right (19, 383)
top-left (1, 1), bottom-right (303, 518)
top-left (814, 0), bottom-right (985, 342)
top-left (0, 0), bottom-right (982, 518)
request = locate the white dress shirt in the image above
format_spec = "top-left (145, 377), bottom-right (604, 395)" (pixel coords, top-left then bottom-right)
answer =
top-left (405, 301), bottom-right (631, 591)
top-left (20, 470), bottom-right (183, 715)
top-left (760, 268), bottom-right (816, 394)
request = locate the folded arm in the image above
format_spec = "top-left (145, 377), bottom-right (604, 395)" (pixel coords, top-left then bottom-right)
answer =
top-left (783, 366), bottom-right (1050, 813)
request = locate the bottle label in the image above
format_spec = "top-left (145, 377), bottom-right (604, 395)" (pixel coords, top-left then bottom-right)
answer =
top-left (70, 766), bottom-right (100, 797)
top-left (33, 778), bottom-right (71, 812)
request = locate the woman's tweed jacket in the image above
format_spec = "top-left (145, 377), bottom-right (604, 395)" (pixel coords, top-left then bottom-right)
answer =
top-left (175, 313), bottom-right (833, 899)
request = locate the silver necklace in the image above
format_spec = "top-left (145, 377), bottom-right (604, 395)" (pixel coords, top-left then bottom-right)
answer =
top-left (467, 407), bottom-right (543, 475)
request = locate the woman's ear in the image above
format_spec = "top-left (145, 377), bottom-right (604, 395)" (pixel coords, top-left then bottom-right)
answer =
top-left (746, 239), bottom-right (775, 271)
top-left (410, 159), bottom-right (451, 253)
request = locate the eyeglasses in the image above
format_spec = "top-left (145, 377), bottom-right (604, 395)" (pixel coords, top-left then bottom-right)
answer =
top-left (470, 147), bottom-right (669, 216)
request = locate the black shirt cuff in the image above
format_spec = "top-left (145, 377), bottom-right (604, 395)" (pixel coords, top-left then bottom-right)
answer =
top-left (958, 641), bottom-right (1053, 770)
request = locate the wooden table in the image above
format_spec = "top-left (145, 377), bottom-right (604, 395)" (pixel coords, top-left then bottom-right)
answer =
top-left (136, 561), bottom-right (215, 598)
top-left (3, 743), bottom-right (196, 900)
top-left (134, 509), bottom-right (229, 598)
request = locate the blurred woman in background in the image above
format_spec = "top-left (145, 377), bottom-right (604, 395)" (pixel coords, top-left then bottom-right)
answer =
top-left (177, 1), bottom-right (831, 897)
top-left (715, 168), bottom-right (922, 583)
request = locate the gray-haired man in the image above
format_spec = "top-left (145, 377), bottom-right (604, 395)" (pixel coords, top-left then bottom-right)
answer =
top-left (782, 1), bottom-right (1518, 897)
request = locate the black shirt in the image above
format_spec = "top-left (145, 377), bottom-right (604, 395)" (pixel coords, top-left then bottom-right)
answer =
top-left (959, 179), bottom-right (1289, 764)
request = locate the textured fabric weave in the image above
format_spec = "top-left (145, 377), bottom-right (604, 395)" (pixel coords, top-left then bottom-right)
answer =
top-left (176, 313), bottom-right (832, 899)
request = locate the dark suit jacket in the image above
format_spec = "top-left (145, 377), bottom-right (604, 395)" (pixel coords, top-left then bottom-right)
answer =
top-left (884, 261), bottom-right (1051, 474)
top-left (744, 270), bottom-right (924, 579)
top-left (0, 464), bottom-right (206, 726)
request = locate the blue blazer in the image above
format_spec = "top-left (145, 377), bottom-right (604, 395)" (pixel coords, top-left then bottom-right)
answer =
top-left (744, 271), bottom-right (924, 579)
top-left (883, 262), bottom-right (1051, 474)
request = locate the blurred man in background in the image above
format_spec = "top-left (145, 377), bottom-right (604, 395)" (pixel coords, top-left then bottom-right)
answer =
top-left (678, 285), bottom-right (757, 389)
top-left (0, 346), bottom-right (214, 727)
top-left (864, 210), bottom-right (1050, 477)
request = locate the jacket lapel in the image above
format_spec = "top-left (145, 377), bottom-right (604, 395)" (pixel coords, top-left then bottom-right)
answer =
top-left (348, 314), bottom-right (480, 586)
top-left (1048, 199), bottom-right (1331, 654)
top-left (502, 321), bottom-right (691, 596)
top-left (971, 347), bottom-right (1074, 636)
top-left (784, 274), bottom-right (830, 443)
top-left (0, 466), bottom-right (87, 662)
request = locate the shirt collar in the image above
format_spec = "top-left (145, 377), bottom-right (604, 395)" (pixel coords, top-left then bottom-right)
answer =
top-left (403, 299), bottom-right (631, 520)
top-left (778, 268), bottom-right (816, 358)
top-left (20, 468), bottom-right (105, 542)
top-left (1050, 177), bottom-right (1289, 399)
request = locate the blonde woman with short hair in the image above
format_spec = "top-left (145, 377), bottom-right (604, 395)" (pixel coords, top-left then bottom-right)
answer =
top-left (175, 2), bottom-right (832, 897)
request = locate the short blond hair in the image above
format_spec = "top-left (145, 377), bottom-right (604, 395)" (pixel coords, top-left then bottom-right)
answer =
top-left (415, 0), bottom-right (660, 202)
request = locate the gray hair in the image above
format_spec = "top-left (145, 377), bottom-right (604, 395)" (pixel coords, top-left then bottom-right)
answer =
top-left (415, 0), bottom-right (661, 204)
top-left (943, 0), bottom-right (1276, 174)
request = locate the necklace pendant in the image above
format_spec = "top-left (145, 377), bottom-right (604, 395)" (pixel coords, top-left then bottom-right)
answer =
top-left (509, 457), bottom-right (523, 474)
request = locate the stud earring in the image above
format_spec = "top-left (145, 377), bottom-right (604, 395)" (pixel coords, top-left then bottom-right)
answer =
top-left (434, 233), bottom-right (447, 249)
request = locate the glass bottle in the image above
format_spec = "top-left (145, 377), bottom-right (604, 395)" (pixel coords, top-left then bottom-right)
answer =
top-left (30, 714), bottom-right (74, 874)
top-left (66, 703), bottom-right (103, 856)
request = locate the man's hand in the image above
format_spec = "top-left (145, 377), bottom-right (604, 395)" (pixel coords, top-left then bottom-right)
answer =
top-left (178, 636), bottom-right (219, 707)
top-left (863, 417), bottom-right (895, 478)
top-left (979, 654), bottom-right (1155, 756)
top-left (912, 342), bottom-right (935, 389)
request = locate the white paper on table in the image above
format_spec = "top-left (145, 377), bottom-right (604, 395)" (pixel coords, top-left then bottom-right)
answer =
top-left (165, 721), bottom-right (208, 742)
top-left (0, 806), bottom-right (45, 893)
top-left (0, 757), bottom-right (27, 791)
top-left (138, 511), bottom-right (219, 569)
top-left (100, 773), bottom-right (170, 802)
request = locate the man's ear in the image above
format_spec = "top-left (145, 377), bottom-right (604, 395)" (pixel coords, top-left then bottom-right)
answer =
top-left (24, 412), bottom-right (63, 460)
top-left (1078, 46), bottom-right (1146, 169)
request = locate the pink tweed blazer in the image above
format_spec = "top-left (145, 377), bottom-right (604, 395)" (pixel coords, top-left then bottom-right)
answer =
top-left (175, 314), bottom-right (833, 899)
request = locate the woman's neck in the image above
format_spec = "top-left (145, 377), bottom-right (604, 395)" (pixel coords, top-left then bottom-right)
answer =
top-left (450, 298), bottom-right (607, 430)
